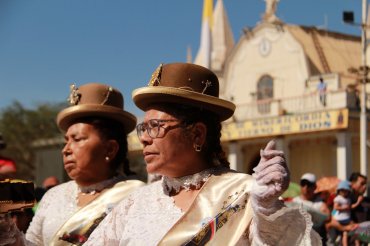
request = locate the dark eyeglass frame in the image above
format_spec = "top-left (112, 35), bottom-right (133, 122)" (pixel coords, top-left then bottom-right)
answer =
top-left (136, 119), bottom-right (185, 139)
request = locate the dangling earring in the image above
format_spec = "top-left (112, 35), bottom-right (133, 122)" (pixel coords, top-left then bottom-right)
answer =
top-left (105, 156), bottom-right (110, 161)
top-left (194, 144), bottom-right (202, 152)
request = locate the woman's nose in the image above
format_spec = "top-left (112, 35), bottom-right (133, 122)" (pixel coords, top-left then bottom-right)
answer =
top-left (62, 141), bottom-right (71, 155)
top-left (138, 129), bottom-right (152, 145)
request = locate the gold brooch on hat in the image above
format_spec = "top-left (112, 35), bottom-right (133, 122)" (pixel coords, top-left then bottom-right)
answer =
top-left (101, 86), bottom-right (113, 105)
top-left (148, 63), bottom-right (163, 86)
top-left (201, 80), bottom-right (212, 94)
top-left (68, 84), bottom-right (81, 105)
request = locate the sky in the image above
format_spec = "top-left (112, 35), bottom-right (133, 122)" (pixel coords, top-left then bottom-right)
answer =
top-left (0, 0), bottom-right (364, 117)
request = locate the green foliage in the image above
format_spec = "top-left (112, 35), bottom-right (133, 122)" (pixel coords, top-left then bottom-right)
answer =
top-left (0, 101), bottom-right (66, 179)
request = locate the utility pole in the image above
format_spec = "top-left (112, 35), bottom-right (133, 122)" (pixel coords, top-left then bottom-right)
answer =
top-left (344, 1), bottom-right (369, 177)
top-left (360, 0), bottom-right (368, 177)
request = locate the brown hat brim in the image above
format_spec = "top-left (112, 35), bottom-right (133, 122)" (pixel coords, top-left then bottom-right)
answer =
top-left (56, 104), bottom-right (137, 133)
top-left (132, 86), bottom-right (235, 121)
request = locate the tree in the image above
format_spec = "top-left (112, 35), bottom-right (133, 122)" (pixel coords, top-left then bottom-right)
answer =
top-left (0, 101), bottom-right (65, 180)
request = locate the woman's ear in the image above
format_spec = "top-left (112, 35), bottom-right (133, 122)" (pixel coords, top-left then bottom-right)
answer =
top-left (192, 122), bottom-right (207, 146)
top-left (106, 139), bottom-right (119, 160)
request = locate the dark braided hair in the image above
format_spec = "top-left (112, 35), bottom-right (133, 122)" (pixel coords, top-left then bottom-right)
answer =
top-left (158, 104), bottom-right (230, 169)
top-left (71, 116), bottom-right (135, 176)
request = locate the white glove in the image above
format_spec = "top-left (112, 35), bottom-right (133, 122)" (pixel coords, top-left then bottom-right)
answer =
top-left (250, 140), bottom-right (290, 215)
top-left (0, 214), bottom-right (19, 246)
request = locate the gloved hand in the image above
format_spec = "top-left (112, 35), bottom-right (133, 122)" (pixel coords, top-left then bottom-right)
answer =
top-left (250, 140), bottom-right (290, 215)
top-left (0, 214), bottom-right (19, 246)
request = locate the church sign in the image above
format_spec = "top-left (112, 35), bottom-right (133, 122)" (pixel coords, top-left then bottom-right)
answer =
top-left (221, 109), bottom-right (348, 141)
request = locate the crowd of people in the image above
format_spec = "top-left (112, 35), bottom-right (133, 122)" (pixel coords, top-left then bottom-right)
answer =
top-left (0, 62), bottom-right (368, 245)
top-left (288, 171), bottom-right (370, 245)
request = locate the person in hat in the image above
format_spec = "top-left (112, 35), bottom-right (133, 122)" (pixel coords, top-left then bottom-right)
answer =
top-left (0, 134), bottom-right (17, 180)
top-left (292, 173), bottom-right (331, 245)
top-left (85, 63), bottom-right (321, 245)
top-left (0, 83), bottom-right (145, 245)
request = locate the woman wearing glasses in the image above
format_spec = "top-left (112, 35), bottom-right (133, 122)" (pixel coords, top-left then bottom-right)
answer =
top-left (85, 63), bottom-right (321, 245)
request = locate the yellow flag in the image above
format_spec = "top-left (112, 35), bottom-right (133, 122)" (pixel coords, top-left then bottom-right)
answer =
top-left (194, 0), bottom-right (213, 69)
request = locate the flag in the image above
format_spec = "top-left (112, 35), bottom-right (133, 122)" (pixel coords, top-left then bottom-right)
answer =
top-left (194, 0), bottom-right (213, 69)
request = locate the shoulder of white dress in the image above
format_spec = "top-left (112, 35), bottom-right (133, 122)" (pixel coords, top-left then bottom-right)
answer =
top-left (42, 180), bottom-right (75, 197)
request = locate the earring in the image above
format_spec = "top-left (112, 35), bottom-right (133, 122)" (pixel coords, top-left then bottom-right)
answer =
top-left (105, 156), bottom-right (110, 161)
top-left (194, 144), bottom-right (202, 152)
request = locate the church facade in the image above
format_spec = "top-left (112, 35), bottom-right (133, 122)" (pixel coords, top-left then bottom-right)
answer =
top-left (206, 0), bottom-right (367, 182)
top-left (128, 0), bottom-right (369, 183)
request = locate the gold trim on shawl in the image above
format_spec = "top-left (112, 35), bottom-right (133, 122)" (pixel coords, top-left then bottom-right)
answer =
top-left (158, 172), bottom-right (254, 246)
top-left (50, 179), bottom-right (145, 246)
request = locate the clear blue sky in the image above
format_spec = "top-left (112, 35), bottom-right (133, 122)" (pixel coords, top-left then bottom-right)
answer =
top-left (0, 0), bottom-right (363, 117)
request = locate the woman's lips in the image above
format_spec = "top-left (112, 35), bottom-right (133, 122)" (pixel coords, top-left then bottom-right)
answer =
top-left (143, 152), bottom-right (156, 163)
top-left (64, 161), bottom-right (75, 170)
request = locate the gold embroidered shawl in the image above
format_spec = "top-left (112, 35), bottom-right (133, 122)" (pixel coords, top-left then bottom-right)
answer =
top-left (159, 172), bottom-right (254, 246)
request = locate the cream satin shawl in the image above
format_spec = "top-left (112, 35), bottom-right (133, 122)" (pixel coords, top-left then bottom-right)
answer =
top-left (159, 172), bottom-right (254, 246)
top-left (50, 179), bottom-right (145, 246)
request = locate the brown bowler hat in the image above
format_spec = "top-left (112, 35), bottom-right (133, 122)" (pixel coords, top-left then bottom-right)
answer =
top-left (132, 63), bottom-right (235, 121)
top-left (57, 83), bottom-right (136, 133)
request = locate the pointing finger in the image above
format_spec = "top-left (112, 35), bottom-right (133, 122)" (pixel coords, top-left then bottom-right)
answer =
top-left (260, 140), bottom-right (276, 162)
top-left (264, 140), bottom-right (276, 151)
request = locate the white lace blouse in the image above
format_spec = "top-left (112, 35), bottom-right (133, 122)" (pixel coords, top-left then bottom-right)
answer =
top-left (85, 180), bottom-right (182, 245)
top-left (85, 178), bottom-right (321, 246)
top-left (25, 181), bottom-right (79, 245)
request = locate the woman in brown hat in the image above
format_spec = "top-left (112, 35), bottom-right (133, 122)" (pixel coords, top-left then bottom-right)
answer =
top-left (1, 83), bottom-right (145, 245)
top-left (85, 63), bottom-right (321, 245)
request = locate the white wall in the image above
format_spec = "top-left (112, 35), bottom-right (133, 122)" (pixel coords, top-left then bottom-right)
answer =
top-left (223, 24), bottom-right (310, 114)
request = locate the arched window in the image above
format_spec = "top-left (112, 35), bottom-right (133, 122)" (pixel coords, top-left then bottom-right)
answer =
top-left (257, 75), bottom-right (273, 113)
top-left (257, 75), bottom-right (273, 100)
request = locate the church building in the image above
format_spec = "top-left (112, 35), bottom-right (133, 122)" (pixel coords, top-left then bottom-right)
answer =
top-left (191, 0), bottom-right (367, 182)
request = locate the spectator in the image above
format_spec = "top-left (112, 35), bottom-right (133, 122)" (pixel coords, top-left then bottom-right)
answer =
top-left (0, 133), bottom-right (17, 180)
top-left (293, 173), bottom-right (331, 245)
top-left (42, 176), bottom-right (60, 190)
top-left (330, 181), bottom-right (361, 246)
top-left (349, 172), bottom-right (370, 223)
top-left (317, 77), bottom-right (327, 106)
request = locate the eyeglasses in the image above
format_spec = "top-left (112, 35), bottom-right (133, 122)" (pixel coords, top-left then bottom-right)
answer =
top-left (136, 119), bottom-right (183, 139)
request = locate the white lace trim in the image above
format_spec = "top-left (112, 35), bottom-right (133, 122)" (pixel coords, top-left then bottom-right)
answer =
top-left (78, 175), bottom-right (124, 195)
top-left (162, 167), bottom-right (224, 195)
